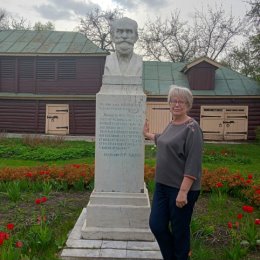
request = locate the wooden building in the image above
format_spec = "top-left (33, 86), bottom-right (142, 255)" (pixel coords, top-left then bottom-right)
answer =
top-left (0, 31), bottom-right (259, 140)
top-left (0, 30), bottom-right (107, 135)
top-left (144, 57), bottom-right (260, 141)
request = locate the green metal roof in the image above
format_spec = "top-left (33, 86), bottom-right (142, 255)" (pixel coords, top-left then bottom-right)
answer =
top-left (0, 30), bottom-right (107, 55)
top-left (143, 61), bottom-right (260, 96)
top-left (0, 30), bottom-right (259, 96)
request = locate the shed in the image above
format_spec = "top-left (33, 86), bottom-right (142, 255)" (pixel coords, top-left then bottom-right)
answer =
top-left (0, 30), bottom-right (108, 135)
top-left (1, 31), bottom-right (259, 141)
top-left (144, 57), bottom-right (260, 141)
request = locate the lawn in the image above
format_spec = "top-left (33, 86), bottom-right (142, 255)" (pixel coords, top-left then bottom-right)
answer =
top-left (0, 135), bottom-right (259, 260)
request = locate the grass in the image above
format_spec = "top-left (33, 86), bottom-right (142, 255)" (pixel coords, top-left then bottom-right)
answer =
top-left (0, 136), bottom-right (95, 167)
top-left (145, 142), bottom-right (260, 181)
top-left (0, 136), bottom-right (259, 260)
top-left (203, 143), bottom-right (260, 175)
top-left (0, 190), bottom-right (90, 260)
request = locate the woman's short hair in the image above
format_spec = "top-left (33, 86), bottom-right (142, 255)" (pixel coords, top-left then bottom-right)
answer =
top-left (167, 85), bottom-right (193, 110)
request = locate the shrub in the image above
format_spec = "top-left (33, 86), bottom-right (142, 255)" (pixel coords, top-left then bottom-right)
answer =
top-left (255, 126), bottom-right (260, 143)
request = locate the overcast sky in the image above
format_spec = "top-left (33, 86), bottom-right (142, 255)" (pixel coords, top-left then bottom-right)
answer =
top-left (1, 0), bottom-right (249, 31)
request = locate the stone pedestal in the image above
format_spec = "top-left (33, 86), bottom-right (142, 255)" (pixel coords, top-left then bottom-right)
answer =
top-left (81, 186), bottom-right (153, 241)
top-left (60, 208), bottom-right (162, 260)
top-left (81, 76), bottom-right (154, 241)
top-left (61, 76), bottom-right (162, 260)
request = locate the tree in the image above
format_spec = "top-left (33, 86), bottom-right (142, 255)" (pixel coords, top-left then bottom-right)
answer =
top-left (222, 37), bottom-right (259, 81)
top-left (78, 8), bottom-right (124, 52)
top-left (246, 0), bottom-right (260, 30)
top-left (0, 8), bottom-right (10, 30)
top-left (10, 17), bottom-right (31, 30)
top-left (33, 21), bottom-right (55, 31)
top-left (138, 4), bottom-right (245, 62)
top-left (0, 9), bottom-right (31, 30)
top-left (222, 1), bottom-right (260, 82)
top-left (138, 12), bottom-right (198, 62)
top-left (193, 4), bottom-right (245, 60)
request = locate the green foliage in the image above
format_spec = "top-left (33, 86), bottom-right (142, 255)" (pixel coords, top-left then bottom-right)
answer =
top-left (0, 139), bottom-right (259, 259)
top-left (146, 179), bottom-right (156, 193)
top-left (145, 145), bottom-right (157, 159)
top-left (224, 242), bottom-right (248, 260)
top-left (203, 148), bottom-right (251, 164)
top-left (191, 240), bottom-right (216, 260)
top-left (6, 181), bottom-right (21, 202)
top-left (42, 182), bottom-right (52, 196)
top-left (87, 179), bottom-right (94, 191)
top-left (0, 245), bottom-right (21, 260)
top-left (0, 138), bottom-right (95, 161)
top-left (255, 126), bottom-right (260, 143)
top-left (72, 177), bottom-right (85, 191)
top-left (26, 224), bottom-right (53, 253)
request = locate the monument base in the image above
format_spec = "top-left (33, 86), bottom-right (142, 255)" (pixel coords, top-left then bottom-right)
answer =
top-left (81, 185), bottom-right (154, 241)
top-left (60, 208), bottom-right (162, 260)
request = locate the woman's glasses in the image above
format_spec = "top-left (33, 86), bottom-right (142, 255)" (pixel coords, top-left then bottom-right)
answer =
top-left (169, 99), bottom-right (186, 106)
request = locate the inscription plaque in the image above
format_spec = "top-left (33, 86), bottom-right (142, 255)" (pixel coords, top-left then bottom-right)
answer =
top-left (95, 93), bottom-right (146, 193)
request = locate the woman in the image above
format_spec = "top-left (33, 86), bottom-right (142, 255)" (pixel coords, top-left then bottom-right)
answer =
top-left (143, 85), bottom-right (203, 260)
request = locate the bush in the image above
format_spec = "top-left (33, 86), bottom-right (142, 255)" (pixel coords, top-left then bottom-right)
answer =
top-left (255, 126), bottom-right (260, 143)
top-left (0, 140), bottom-right (95, 161)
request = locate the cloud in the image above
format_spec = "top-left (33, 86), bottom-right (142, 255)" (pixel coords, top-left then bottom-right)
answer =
top-left (34, 4), bottom-right (71, 20)
top-left (34, 0), bottom-right (100, 21)
top-left (111, 0), bottom-right (170, 10)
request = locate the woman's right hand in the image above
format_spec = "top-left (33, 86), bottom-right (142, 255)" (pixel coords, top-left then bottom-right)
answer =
top-left (143, 120), bottom-right (155, 140)
top-left (143, 119), bottom-right (149, 136)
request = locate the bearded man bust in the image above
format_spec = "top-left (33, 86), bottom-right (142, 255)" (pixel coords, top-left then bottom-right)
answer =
top-left (103, 17), bottom-right (142, 77)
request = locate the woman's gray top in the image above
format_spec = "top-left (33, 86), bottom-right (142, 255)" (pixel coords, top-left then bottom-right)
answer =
top-left (154, 119), bottom-right (203, 191)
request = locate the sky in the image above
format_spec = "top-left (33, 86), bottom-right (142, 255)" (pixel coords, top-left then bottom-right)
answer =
top-left (1, 0), bottom-right (250, 31)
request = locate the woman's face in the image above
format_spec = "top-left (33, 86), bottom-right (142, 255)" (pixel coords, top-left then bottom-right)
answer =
top-left (169, 96), bottom-right (188, 117)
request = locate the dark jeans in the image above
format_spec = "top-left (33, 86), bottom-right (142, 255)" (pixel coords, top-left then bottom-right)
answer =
top-left (149, 182), bottom-right (200, 260)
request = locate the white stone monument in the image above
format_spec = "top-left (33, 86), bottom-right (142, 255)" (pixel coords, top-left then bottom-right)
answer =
top-left (81, 17), bottom-right (153, 241)
top-left (61, 17), bottom-right (162, 260)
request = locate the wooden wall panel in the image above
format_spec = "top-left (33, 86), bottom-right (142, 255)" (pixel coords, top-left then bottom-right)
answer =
top-left (0, 100), bottom-right (38, 133)
top-left (147, 97), bottom-right (260, 140)
top-left (0, 56), bottom-right (106, 95)
top-left (0, 99), bottom-right (96, 136)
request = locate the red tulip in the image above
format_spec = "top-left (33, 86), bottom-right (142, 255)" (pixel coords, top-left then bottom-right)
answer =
top-left (242, 205), bottom-right (254, 213)
top-left (15, 240), bottom-right (23, 248)
top-left (41, 197), bottom-right (47, 203)
top-left (237, 213), bottom-right (243, 219)
top-left (216, 182), bottom-right (223, 188)
top-left (228, 222), bottom-right (233, 229)
top-left (247, 174), bottom-right (253, 179)
top-left (35, 198), bottom-right (41, 204)
top-left (6, 223), bottom-right (14, 230)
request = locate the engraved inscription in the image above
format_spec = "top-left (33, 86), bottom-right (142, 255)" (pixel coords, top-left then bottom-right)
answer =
top-left (97, 99), bottom-right (143, 158)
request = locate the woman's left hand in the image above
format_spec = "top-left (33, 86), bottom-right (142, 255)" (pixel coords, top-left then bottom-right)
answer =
top-left (176, 191), bottom-right (188, 208)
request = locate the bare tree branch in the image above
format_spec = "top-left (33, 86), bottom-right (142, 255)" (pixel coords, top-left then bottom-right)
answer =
top-left (194, 4), bottom-right (246, 60)
top-left (77, 8), bottom-right (124, 52)
top-left (0, 9), bottom-right (31, 30)
top-left (138, 4), bottom-right (246, 62)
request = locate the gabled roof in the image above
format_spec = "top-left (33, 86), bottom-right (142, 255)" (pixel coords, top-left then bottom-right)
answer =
top-left (143, 61), bottom-right (260, 96)
top-left (181, 56), bottom-right (221, 73)
top-left (0, 30), bottom-right (108, 56)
